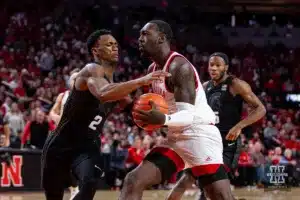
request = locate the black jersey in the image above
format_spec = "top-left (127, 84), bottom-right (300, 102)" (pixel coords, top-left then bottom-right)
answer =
top-left (205, 76), bottom-right (243, 136)
top-left (52, 75), bottom-right (117, 146)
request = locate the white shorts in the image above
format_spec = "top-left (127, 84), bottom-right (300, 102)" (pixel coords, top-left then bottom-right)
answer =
top-left (146, 125), bottom-right (224, 177)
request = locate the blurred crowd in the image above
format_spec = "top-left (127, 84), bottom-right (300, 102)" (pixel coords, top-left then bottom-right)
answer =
top-left (1, 2), bottom-right (300, 189)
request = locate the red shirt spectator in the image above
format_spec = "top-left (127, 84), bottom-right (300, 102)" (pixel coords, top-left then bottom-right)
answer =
top-left (126, 136), bottom-right (145, 169)
top-left (21, 109), bottom-right (55, 149)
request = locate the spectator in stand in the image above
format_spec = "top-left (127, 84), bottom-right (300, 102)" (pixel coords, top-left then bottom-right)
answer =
top-left (4, 102), bottom-right (24, 143)
top-left (109, 137), bottom-right (128, 190)
top-left (0, 113), bottom-right (10, 147)
top-left (39, 47), bottom-right (54, 77)
top-left (21, 109), bottom-right (55, 149)
top-left (251, 142), bottom-right (265, 186)
top-left (284, 133), bottom-right (298, 153)
top-left (280, 149), bottom-right (297, 185)
top-left (1, 96), bottom-right (12, 116)
top-left (126, 135), bottom-right (145, 172)
top-left (143, 135), bottom-right (154, 155)
top-left (272, 147), bottom-right (283, 165)
top-left (282, 117), bottom-right (295, 134)
top-left (236, 144), bottom-right (254, 186)
top-left (263, 121), bottom-right (278, 149)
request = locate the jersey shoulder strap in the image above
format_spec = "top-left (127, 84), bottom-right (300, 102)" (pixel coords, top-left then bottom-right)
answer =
top-left (205, 80), bottom-right (213, 93)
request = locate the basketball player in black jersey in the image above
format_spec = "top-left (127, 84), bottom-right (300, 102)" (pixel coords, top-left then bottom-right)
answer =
top-left (166, 52), bottom-right (266, 200)
top-left (41, 29), bottom-right (170, 200)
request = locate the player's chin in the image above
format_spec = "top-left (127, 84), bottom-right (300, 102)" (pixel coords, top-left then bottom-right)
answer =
top-left (110, 57), bottom-right (119, 63)
top-left (210, 74), bottom-right (220, 80)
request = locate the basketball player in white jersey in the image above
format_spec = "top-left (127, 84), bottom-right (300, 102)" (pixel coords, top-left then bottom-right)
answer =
top-left (119, 20), bottom-right (234, 200)
top-left (49, 71), bottom-right (79, 200)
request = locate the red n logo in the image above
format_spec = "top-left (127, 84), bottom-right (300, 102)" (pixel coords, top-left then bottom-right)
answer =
top-left (1, 155), bottom-right (23, 187)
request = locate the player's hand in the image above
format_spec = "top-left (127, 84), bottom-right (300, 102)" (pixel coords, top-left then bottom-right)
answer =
top-left (226, 125), bottom-right (242, 141)
top-left (134, 101), bottom-right (166, 125)
top-left (139, 70), bottom-right (171, 86)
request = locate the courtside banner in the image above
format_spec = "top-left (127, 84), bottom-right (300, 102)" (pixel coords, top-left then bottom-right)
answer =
top-left (0, 149), bottom-right (41, 191)
top-left (0, 148), bottom-right (109, 191)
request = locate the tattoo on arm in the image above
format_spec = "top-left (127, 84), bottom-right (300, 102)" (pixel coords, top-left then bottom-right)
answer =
top-left (169, 58), bottom-right (196, 104)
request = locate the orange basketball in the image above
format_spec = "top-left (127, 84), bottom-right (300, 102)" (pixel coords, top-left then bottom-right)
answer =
top-left (132, 93), bottom-right (168, 131)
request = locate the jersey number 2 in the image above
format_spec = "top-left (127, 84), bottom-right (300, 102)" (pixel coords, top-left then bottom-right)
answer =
top-left (214, 112), bottom-right (220, 124)
top-left (88, 115), bottom-right (103, 130)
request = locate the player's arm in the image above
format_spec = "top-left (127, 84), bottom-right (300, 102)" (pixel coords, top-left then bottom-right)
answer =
top-left (162, 58), bottom-right (196, 126)
top-left (3, 123), bottom-right (10, 147)
top-left (80, 64), bottom-right (170, 103)
top-left (135, 57), bottom-right (196, 127)
top-left (232, 79), bottom-right (266, 129)
top-left (49, 93), bottom-right (64, 125)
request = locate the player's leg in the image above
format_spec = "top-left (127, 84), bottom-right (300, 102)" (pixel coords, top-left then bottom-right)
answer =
top-left (42, 153), bottom-right (68, 200)
top-left (71, 157), bottom-right (104, 200)
top-left (165, 170), bottom-right (195, 200)
top-left (119, 147), bottom-right (184, 200)
top-left (68, 172), bottom-right (79, 200)
top-left (41, 135), bottom-right (67, 200)
top-left (222, 137), bottom-right (243, 200)
top-left (195, 165), bottom-right (234, 200)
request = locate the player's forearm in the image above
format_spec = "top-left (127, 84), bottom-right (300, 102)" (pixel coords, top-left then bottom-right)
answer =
top-left (164, 103), bottom-right (194, 127)
top-left (4, 125), bottom-right (10, 147)
top-left (235, 105), bottom-right (266, 129)
top-left (49, 111), bottom-right (61, 125)
top-left (99, 79), bottom-right (144, 102)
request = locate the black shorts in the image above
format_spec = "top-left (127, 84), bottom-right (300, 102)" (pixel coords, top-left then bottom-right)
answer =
top-left (223, 136), bottom-right (242, 176)
top-left (41, 134), bottom-right (103, 190)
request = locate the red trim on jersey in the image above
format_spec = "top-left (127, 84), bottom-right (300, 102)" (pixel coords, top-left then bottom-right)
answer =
top-left (148, 63), bottom-right (156, 74)
top-left (152, 51), bottom-right (174, 72)
top-left (164, 54), bottom-right (199, 93)
top-left (150, 147), bottom-right (185, 172)
top-left (191, 164), bottom-right (222, 177)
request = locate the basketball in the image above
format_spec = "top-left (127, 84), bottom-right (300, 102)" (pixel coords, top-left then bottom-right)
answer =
top-left (132, 93), bottom-right (168, 131)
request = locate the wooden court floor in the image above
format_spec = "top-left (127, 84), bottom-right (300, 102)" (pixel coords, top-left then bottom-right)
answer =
top-left (1, 188), bottom-right (300, 200)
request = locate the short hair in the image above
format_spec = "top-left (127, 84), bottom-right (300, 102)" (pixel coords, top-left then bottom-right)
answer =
top-left (149, 20), bottom-right (173, 43)
top-left (86, 29), bottom-right (112, 56)
top-left (209, 52), bottom-right (229, 65)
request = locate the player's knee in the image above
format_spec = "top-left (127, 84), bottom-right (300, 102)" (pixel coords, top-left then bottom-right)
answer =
top-left (181, 173), bottom-right (195, 188)
top-left (123, 171), bottom-right (145, 191)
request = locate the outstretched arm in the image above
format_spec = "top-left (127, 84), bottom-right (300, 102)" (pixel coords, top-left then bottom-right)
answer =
top-left (82, 64), bottom-right (170, 103)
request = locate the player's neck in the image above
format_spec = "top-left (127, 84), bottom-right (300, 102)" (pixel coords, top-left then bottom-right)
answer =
top-left (151, 47), bottom-right (171, 67)
top-left (212, 74), bottom-right (229, 86)
top-left (96, 59), bottom-right (116, 82)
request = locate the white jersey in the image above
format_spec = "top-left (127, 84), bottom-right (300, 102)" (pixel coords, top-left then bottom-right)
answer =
top-left (151, 52), bottom-right (216, 133)
top-left (149, 52), bottom-right (223, 168)
top-left (60, 90), bottom-right (70, 115)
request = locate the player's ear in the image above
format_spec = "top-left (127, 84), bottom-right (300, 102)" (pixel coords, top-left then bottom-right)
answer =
top-left (158, 33), bottom-right (165, 44)
top-left (92, 47), bottom-right (98, 57)
top-left (225, 65), bottom-right (229, 72)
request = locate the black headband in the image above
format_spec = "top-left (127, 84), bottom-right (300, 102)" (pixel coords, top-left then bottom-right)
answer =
top-left (209, 52), bottom-right (229, 65)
